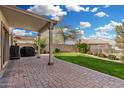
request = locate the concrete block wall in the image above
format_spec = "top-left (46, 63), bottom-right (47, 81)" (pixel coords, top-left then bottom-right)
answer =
top-left (46, 44), bottom-right (78, 52)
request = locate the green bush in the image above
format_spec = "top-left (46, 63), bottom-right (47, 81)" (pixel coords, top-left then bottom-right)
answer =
top-left (54, 48), bottom-right (60, 53)
top-left (33, 38), bottom-right (47, 53)
top-left (76, 43), bottom-right (90, 53)
top-left (108, 55), bottom-right (116, 60)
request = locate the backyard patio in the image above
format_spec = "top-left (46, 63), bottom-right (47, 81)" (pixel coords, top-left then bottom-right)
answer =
top-left (0, 54), bottom-right (124, 88)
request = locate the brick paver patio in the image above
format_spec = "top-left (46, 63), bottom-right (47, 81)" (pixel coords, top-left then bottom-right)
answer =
top-left (0, 54), bottom-right (124, 88)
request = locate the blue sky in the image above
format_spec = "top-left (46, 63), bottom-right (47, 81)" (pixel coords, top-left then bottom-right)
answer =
top-left (14, 5), bottom-right (124, 40)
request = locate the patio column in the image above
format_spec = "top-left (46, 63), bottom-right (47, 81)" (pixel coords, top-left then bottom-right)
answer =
top-left (48, 23), bottom-right (54, 65)
top-left (10, 31), bottom-right (13, 46)
top-left (37, 33), bottom-right (41, 58)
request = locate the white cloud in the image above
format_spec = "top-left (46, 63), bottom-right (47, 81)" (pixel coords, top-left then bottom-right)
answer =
top-left (81, 36), bottom-right (87, 39)
top-left (51, 16), bottom-right (60, 21)
top-left (89, 20), bottom-right (121, 41)
top-left (94, 12), bottom-right (109, 17)
top-left (104, 5), bottom-right (111, 8)
top-left (75, 27), bottom-right (79, 30)
top-left (121, 19), bottom-right (124, 22)
top-left (79, 30), bottom-right (87, 39)
top-left (12, 29), bottom-right (36, 36)
top-left (63, 28), bottom-right (68, 32)
top-left (65, 5), bottom-right (89, 12)
top-left (13, 29), bottom-right (26, 36)
top-left (77, 29), bottom-right (85, 35)
top-left (80, 30), bottom-right (85, 35)
top-left (83, 7), bottom-right (90, 12)
top-left (27, 5), bottom-right (67, 21)
top-left (80, 22), bottom-right (91, 28)
top-left (74, 29), bottom-right (85, 40)
top-left (91, 7), bottom-right (99, 12)
top-left (90, 31), bottom-right (116, 40)
top-left (95, 20), bottom-right (121, 32)
top-left (28, 32), bottom-right (33, 36)
top-left (87, 34), bottom-right (116, 45)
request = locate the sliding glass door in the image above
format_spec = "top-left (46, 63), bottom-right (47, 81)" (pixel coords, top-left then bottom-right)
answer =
top-left (1, 23), bottom-right (9, 68)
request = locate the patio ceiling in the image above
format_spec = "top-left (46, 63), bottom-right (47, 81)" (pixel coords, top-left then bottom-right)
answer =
top-left (0, 6), bottom-right (56, 32)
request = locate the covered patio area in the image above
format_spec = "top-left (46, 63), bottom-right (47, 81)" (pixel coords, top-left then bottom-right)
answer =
top-left (0, 6), bottom-right (56, 71)
top-left (0, 55), bottom-right (124, 88)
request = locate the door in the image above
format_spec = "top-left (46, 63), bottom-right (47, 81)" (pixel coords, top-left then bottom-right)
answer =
top-left (1, 23), bottom-right (9, 69)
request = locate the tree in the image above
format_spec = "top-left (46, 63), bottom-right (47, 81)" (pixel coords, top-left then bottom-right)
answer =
top-left (33, 38), bottom-right (47, 53)
top-left (115, 23), bottom-right (124, 63)
top-left (76, 43), bottom-right (90, 53)
top-left (57, 26), bottom-right (83, 44)
top-left (116, 23), bottom-right (124, 44)
top-left (55, 26), bottom-right (68, 44)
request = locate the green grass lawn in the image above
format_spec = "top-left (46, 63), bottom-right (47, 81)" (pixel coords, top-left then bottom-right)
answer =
top-left (55, 53), bottom-right (124, 79)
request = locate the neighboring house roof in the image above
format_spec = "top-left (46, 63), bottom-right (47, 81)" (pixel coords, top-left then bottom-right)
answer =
top-left (17, 43), bottom-right (34, 47)
top-left (0, 5), bottom-right (57, 32)
top-left (14, 36), bottom-right (35, 45)
top-left (15, 36), bottom-right (35, 41)
top-left (112, 46), bottom-right (123, 51)
top-left (116, 43), bottom-right (124, 49)
top-left (81, 39), bottom-right (109, 45)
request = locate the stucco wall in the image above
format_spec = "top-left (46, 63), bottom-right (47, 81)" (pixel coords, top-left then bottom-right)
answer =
top-left (0, 10), bottom-right (9, 70)
top-left (45, 44), bottom-right (111, 53)
top-left (53, 44), bottom-right (77, 52)
top-left (89, 44), bottom-right (111, 54)
top-left (46, 44), bottom-right (77, 52)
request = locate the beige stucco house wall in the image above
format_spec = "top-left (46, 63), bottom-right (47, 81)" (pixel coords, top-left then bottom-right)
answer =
top-left (89, 43), bottom-right (111, 54)
top-left (0, 10), bottom-right (10, 70)
top-left (80, 39), bottom-right (112, 54)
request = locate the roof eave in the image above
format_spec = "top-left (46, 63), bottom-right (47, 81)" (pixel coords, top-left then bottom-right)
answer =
top-left (0, 5), bottom-right (57, 24)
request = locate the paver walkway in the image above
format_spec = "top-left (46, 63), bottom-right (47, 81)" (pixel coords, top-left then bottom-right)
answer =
top-left (0, 54), bottom-right (124, 88)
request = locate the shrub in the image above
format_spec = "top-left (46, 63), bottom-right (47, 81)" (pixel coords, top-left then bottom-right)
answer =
top-left (108, 55), bottom-right (116, 60)
top-left (87, 51), bottom-right (92, 55)
top-left (33, 38), bottom-right (47, 53)
top-left (43, 50), bottom-right (46, 54)
top-left (54, 48), bottom-right (60, 53)
top-left (94, 53), bottom-right (98, 56)
top-left (90, 52), bottom-right (93, 55)
top-left (76, 43), bottom-right (90, 53)
top-left (121, 53), bottom-right (124, 63)
top-left (98, 53), bottom-right (107, 58)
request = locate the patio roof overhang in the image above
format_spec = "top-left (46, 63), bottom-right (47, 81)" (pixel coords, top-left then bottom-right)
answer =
top-left (0, 5), bottom-right (57, 32)
top-left (0, 5), bottom-right (56, 65)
